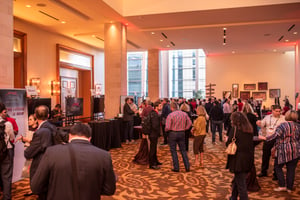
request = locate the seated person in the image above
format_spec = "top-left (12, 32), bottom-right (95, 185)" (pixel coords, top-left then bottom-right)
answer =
top-left (50, 104), bottom-right (63, 127)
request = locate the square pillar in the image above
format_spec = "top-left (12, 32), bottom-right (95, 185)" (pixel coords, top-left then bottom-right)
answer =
top-left (148, 49), bottom-right (160, 102)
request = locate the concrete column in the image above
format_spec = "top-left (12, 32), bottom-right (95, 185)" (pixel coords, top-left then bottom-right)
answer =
top-left (295, 43), bottom-right (300, 110)
top-left (0, 0), bottom-right (13, 88)
top-left (148, 49), bottom-right (160, 102)
top-left (104, 22), bottom-right (127, 118)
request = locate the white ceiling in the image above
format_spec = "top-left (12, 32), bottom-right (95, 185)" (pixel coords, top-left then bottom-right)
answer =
top-left (13, 0), bottom-right (300, 55)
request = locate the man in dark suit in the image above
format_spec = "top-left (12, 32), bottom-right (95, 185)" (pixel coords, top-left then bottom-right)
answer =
top-left (31, 123), bottom-right (116, 200)
top-left (149, 101), bottom-right (162, 170)
top-left (123, 97), bottom-right (136, 144)
top-left (24, 105), bottom-right (55, 199)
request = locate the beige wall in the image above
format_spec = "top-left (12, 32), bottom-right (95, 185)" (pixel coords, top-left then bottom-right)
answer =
top-left (206, 52), bottom-right (295, 109)
top-left (0, 0), bottom-right (13, 88)
top-left (13, 18), bottom-right (104, 105)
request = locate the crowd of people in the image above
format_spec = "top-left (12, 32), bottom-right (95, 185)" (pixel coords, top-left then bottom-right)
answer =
top-left (0, 95), bottom-right (299, 200)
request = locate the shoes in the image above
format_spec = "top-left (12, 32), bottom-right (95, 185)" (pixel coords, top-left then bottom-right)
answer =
top-left (157, 162), bottom-right (162, 165)
top-left (274, 187), bottom-right (287, 192)
top-left (24, 193), bottom-right (33, 197)
top-left (257, 173), bottom-right (267, 177)
top-left (149, 165), bottom-right (160, 170)
top-left (171, 168), bottom-right (179, 172)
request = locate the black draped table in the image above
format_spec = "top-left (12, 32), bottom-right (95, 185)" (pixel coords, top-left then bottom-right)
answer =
top-left (89, 119), bottom-right (122, 151)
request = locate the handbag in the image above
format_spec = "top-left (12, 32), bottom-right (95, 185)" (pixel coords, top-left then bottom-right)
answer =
top-left (225, 127), bottom-right (237, 155)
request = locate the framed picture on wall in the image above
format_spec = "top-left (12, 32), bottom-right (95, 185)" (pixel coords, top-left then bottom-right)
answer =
top-left (258, 82), bottom-right (268, 90)
top-left (223, 91), bottom-right (232, 99)
top-left (269, 89), bottom-right (281, 98)
top-left (232, 84), bottom-right (239, 98)
top-left (244, 84), bottom-right (256, 90)
top-left (252, 91), bottom-right (267, 100)
top-left (240, 91), bottom-right (251, 100)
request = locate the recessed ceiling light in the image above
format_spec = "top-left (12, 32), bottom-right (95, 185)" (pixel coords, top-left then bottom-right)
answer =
top-left (61, 21), bottom-right (66, 24)
top-left (25, 5), bottom-right (31, 8)
top-left (167, 45), bottom-right (170, 47)
top-left (223, 43), bottom-right (226, 46)
top-left (293, 32), bottom-right (298, 35)
top-left (92, 35), bottom-right (96, 37)
top-left (151, 32), bottom-right (155, 35)
top-left (223, 27), bottom-right (227, 30)
top-left (232, 51), bottom-right (235, 54)
top-left (36, 3), bottom-right (46, 7)
top-left (273, 49), bottom-right (277, 52)
top-left (285, 39), bottom-right (289, 42)
top-left (160, 39), bottom-right (163, 42)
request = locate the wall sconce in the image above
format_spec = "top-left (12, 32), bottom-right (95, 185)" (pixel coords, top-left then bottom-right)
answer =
top-left (51, 80), bottom-right (60, 96)
top-left (29, 78), bottom-right (41, 95)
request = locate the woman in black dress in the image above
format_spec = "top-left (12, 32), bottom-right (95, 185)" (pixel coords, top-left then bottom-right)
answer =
top-left (226, 112), bottom-right (254, 200)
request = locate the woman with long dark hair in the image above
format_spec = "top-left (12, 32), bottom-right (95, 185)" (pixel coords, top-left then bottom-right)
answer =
top-left (226, 112), bottom-right (254, 200)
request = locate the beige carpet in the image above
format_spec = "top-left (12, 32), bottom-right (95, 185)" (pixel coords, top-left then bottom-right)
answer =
top-left (7, 133), bottom-right (300, 200)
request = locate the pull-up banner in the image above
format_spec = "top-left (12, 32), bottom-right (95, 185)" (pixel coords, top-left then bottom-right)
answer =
top-left (0, 89), bottom-right (27, 182)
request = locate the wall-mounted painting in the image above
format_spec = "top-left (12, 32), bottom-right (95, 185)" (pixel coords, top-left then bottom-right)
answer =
top-left (244, 84), bottom-right (256, 90)
top-left (232, 84), bottom-right (239, 98)
top-left (223, 91), bottom-right (232, 99)
top-left (258, 82), bottom-right (268, 90)
top-left (252, 91), bottom-right (267, 100)
top-left (240, 91), bottom-right (251, 100)
top-left (269, 89), bottom-right (280, 98)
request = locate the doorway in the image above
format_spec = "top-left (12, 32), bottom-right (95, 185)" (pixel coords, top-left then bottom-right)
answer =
top-left (13, 30), bottom-right (27, 88)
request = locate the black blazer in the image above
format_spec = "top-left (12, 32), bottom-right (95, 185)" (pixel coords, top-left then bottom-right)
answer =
top-left (123, 103), bottom-right (134, 121)
top-left (24, 121), bottom-right (55, 180)
top-left (31, 139), bottom-right (116, 200)
top-left (149, 110), bottom-right (160, 138)
top-left (226, 127), bottom-right (254, 173)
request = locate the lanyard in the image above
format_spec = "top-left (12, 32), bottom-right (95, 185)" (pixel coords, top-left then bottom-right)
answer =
top-left (269, 115), bottom-right (279, 129)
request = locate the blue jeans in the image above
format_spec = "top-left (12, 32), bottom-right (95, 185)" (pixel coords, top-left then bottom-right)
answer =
top-left (168, 131), bottom-right (190, 171)
top-left (211, 120), bottom-right (223, 142)
top-left (230, 172), bottom-right (248, 200)
top-left (0, 148), bottom-right (14, 200)
top-left (275, 158), bottom-right (298, 190)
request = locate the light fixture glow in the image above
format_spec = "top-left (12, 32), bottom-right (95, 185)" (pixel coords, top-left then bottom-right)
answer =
top-left (285, 39), bottom-right (289, 42)
top-left (151, 32), bottom-right (155, 35)
top-left (160, 39), bottom-right (163, 42)
top-left (25, 5), bottom-right (32, 8)
top-left (232, 51), bottom-right (235, 54)
top-left (293, 32), bottom-right (298, 35)
top-left (61, 21), bottom-right (66, 24)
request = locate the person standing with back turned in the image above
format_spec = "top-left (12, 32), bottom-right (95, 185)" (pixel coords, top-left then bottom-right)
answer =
top-left (165, 102), bottom-right (192, 172)
top-left (31, 123), bottom-right (116, 200)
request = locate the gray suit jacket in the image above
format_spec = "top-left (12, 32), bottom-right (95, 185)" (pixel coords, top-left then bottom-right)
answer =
top-left (31, 139), bottom-right (116, 200)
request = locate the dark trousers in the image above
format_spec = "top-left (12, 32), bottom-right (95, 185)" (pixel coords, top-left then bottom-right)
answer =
top-left (0, 148), bottom-right (14, 200)
top-left (185, 129), bottom-right (190, 151)
top-left (168, 131), bottom-right (190, 171)
top-left (261, 140), bottom-right (276, 175)
top-left (230, 172), bottom-right (248, 200)
top-left (205, 120), bottom-right (210, 133)
top-left (124, 120), bottom-right (134, 141)
top-left (161, 124), bottom-right (168, 144)
top-left (211, 120), bottom-right (223, 142)
top-left (275, 158), bottom-right (298, 190)
top-left (223, 113), bottom-right (231, 131)
top-left (149, 136), bottom-right (159, 167)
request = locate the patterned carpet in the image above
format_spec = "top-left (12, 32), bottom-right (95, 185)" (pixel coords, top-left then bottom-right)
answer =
top-left (7, 133), bottom-right (300, 200)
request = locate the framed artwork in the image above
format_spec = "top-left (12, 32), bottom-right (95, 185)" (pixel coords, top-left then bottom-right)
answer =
top-left (244, 84), bottom-right (256, 90)
top-left (258, 82), bottom-right (268, 90)
top-left (269, 89), bottom-right (281, 98)
top-left (223, 91), bottom-right (232, 99)
top-left (252, 91), bottom-right (267, 100)
top-left (62, 81), bottom-right (68, 88)
top-left (240, 91), bottom-right (251, 100)
top-left (232, 84), bottom-right (239, 98)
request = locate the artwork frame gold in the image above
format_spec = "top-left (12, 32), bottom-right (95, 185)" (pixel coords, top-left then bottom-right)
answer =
top-left (240, 91), bottom-right (251, 100)
top-left (232, 84), bottom-right (239, 98)
top-left (244, 84), bottom-right (256, 90)
top-left (252, 91), bottom-right (267, 100)
top-left (269, 89), bottom-right (281, 98)
top-left (258, 82), bottom-right (268, 90)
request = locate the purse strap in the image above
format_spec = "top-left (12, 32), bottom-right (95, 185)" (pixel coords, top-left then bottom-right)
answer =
top-left (68, 144), bottom-right (80, 200)
top-left (232, 127), bottom-right (236, 142)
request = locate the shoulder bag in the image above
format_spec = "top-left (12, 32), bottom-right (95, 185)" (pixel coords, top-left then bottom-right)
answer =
top-left (225, 127), bottom-right (237, 155)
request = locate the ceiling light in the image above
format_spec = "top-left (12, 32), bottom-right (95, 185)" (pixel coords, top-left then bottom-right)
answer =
top-left (273, 49), bottom-right (277, 52)
top-left (92, 35), bottom-right (96, 37)
top-left (25, 5), bottom-right (32, 8)
top-left (223, 43), bottom-right (226, 46)
top-left (151, 32), bottom-right (155, 35)
top-left (232, 51), bottom-right (235, 54)
top-left (61, 21), bottom-right (66, 24)
top-left (125, 23), bottom-right (129, 26)
top-left (167, 45), bottom-right (170, 47)
top-left (285, 39), bottom-right (289, 42)
top-left (293, 32), bottom-right (298, 35)
top-left (160, 39), bottom-right (163, 42)
top-left (223, 28), bottom-right (227, 30)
